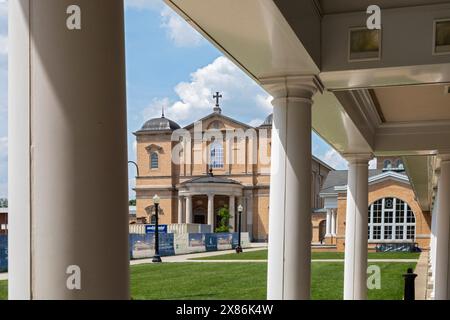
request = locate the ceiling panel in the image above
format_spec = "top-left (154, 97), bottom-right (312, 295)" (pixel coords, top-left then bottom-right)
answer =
top-left (374, 84), bottom-right (450, 122)
top-left (318, 0), bottom-right (450, 15)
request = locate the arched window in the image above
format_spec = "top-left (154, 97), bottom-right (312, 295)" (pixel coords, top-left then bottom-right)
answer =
top-left (368, 198), bottom-right (416, 241)
top-left (384, 160), bottom-right (392, 170)
top-left (150, 152), bottom-right (159, 169)
top-left (210, 141), bottom-right (224, 169)
top-left (396, 159), bottom-right (404, 170)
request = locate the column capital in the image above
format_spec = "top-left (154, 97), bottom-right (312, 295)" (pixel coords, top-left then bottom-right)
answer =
top-left (260, 75), bottom-right (324, 101)
top-left (343, 153), bottom-right (374, 164)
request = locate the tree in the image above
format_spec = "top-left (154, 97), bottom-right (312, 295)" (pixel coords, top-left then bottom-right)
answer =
top-left (129, 199), bottom-right (136, 206)
top-left (0, 198), bottom-right (7, 208)
top-left (215, 205), bottom-right (231, 233)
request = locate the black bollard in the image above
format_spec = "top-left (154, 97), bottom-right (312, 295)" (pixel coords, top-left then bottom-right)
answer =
top-left (403, 268), bottom-right (417, 301)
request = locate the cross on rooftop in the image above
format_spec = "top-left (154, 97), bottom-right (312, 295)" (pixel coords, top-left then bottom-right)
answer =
top-left (213, 92), bottom-right (222, 107)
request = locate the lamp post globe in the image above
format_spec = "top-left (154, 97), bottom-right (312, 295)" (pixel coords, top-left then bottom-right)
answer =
top-left (236, 204), bottom-right (243, 253)
top-left (152, 194), bottom-right (162, 263)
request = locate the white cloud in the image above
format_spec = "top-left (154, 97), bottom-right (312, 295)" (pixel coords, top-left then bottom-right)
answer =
top-left (256, 94), bottom-right (273, 113)
top-left (142, 56), bottom-right (269, 125)
top-left (125, 1), bottom-right (205, 48)
top-left (321, 149), bottom-right (348, 170)
top-left (125, 0), bottom-right (162, 11)
top-left (160, 6), bottom-right (204, 47)
top-left (248, 118), bottom-right (265, 128)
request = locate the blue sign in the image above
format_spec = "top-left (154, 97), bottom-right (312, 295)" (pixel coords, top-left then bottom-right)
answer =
top-left (205, 233), bottom-right (218, 251)
top-left (0, 235), bottom-right (7, 272)
top-left (145, 224), bottom-right (168, 234)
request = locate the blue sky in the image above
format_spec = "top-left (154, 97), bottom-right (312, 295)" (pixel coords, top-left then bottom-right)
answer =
top-left (0, 0), bottom-right (358, 199)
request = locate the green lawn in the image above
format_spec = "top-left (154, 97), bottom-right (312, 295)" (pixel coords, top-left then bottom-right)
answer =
top-left (0, 261), bottom-right (415, 300)
top-left (0, 280), bottom-right (5, 300)
top-left (192, 250), bottom-right (420, 261)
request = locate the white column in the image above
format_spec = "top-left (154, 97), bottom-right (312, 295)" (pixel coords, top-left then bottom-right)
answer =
top-left (207, 194), bottom-right (215, 229)
top-left (229, 196), bottom-right (235, 232)
top-left (185, 196), bottom-right (193, 224)
top-left (8, 0), bottom-right (128, 299)
top-left (325, 209), bottom-right (332, 237)
top-left (331, 209), bottom-right (337, 236)
top-left (430, 185), bottom-right (439, 298)
top-left (434, 156), bottom-right (450, 299)
top-left (343, 154), bottom-right (372, 300)
top-left (263, 76), bottom-right (322, 300)
top-left (178, 196), bottom-right (184, 223)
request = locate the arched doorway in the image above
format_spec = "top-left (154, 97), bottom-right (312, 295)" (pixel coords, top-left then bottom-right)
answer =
top-left (319, 220), bottom-right (326, 244)
top-left (193, 195), bottom-right (207, 224)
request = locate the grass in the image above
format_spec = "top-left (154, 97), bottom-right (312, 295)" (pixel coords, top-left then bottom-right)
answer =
top-left (0, 280), bottom-right (5, 300)
top-left (0, 261), bottom-right (416, 300)
top-left (191, 250), bottom-right (421, 261)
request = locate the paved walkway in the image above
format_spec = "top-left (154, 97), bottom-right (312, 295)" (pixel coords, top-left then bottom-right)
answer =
top-left (414, 251), bottom-right (429, 300)
top-left (130, 246), bottom-right (267, 265)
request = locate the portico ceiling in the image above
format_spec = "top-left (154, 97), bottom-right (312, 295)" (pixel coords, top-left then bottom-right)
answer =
top-left (374, 84), bottom-right (450, 122)
top-left (316, 0), bottom-right (450, 15)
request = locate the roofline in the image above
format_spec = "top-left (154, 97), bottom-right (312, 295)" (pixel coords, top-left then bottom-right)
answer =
top-left (183, 112), bottom-right (253, 130)
top-left (133, 129), bottom-right (175, 136)
top-left (312, 155), bottom-right (335, 171)
top-left (319, 171), bottom-right (410, 197)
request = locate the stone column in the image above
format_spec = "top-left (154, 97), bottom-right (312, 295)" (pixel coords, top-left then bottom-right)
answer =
top-left (325, 209), bottom-right (332, 237)
top-left (178, 196), bottom-right (184, 223)
top-left (262, 76), bottom-right (322, 300)
top-left (331, 209), bottom-right (337, 236)
top-left (8, 0), bottom-right (129, 299)
top-left (434, 156), bottom-right (450, 299)
top-left (343, 154), bottom-right (372, 300)
top-left (207, 194), bottom-right (215, 230)
top-left (246, 192), bottom-right (254, 241)
top-left (229, 196), bottom-right (235, 232)
top-left (185, 196), bottom-right (193, 224)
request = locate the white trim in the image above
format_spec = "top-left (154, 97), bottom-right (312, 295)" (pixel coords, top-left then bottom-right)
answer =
top-left (333, 171), bottom-right (410, 194)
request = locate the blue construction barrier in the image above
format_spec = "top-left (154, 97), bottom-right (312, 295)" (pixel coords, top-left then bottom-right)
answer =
top-left (129, 233), bottom-right (175, 259)
top-left (129, 232), bottom-right (239, 260)
top-left (0, 235), bottom-right (7, 272)
top-left (0, 233), bottom-right (241, 265)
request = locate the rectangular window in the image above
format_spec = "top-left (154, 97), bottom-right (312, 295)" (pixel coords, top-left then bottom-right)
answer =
top-left (395, 212), bottom-right (404, 223)
top-left (210, 144), bottom-right (224, 169)
top-left (384, 211), bottom-right (393, 224)
top-left (151, 153), bottom-right (159, 169)
top-left (406, 226), bottom-right (415, 240)
top-left (395, 226), bottom-right (404, 240)
top-left (384, 225), bottom-right (392, 240)
top-left (373, 226), bottom-right (381, 240)
top-left (373, 210), bottom-right (382, 223)
top-left (407, 210), bottom-right (415, 223)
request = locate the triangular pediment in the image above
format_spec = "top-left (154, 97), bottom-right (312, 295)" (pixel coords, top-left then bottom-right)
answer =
top-left (183, 112), bottom-right (252, 131)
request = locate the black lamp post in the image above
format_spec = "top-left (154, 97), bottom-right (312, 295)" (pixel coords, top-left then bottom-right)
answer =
top-left (236, 204), bottom-right (243, 253)
top-left (152, 194), bottom-right (162, 263)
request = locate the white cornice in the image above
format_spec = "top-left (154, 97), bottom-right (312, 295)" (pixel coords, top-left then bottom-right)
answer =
top-left (332, 171), bottom-right (410, 193)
